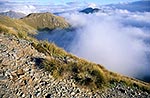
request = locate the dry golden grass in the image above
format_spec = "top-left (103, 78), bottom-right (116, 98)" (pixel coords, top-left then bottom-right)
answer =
top-left (0, 15), bottom-right (36, 34)
top-left (21, 12), bottom-right (70, 30)
top-left (0, 23), bottom-right (17, 36)
top-left (32, 40), bottom-right (150, 92)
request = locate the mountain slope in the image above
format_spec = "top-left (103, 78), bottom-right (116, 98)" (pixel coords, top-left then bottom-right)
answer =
top-left (0, 10), bottom-right (26, 19)
top-left (0, 14), bottom-right (150, 97)
top-left (21, 12), bottom-right (70, 30)
top-left (0, 15), bottom-right (36, 35)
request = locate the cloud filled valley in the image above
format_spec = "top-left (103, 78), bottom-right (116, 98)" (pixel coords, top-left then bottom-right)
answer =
top-left (36, 10), bottom-right (150, 82)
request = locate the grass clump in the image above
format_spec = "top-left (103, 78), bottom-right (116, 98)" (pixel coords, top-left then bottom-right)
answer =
top-left (36, 58), bottom-right (65, 78)
top-left (67, 61), bottom-right (107, 90)
top-left (107, 71), bottom-right (150, 93)
top-left (32, 40), bottom-right (67, 58)
top-left (0, 24), bottom-right (9, 33)
top-left (0, 23), bottom-right (29, 39)
top-left (0, 23), bottom-right (18, 36)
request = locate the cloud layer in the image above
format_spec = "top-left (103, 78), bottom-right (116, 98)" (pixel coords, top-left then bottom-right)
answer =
top-left (0, 1), bottom-right (85, 14)
top-left (36, 9), bottom-right (150, 81)
top-left (62, 11), bottom-right (150, 80)
top-left (0, 1), bottom-right (37, 14)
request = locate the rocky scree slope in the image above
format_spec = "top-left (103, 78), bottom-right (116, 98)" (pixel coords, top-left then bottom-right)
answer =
top-left (1, 33), bottom-right (150, 98)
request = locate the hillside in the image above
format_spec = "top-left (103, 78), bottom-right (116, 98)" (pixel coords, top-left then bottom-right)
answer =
top-left (0, 15), bottom-right (36, 36)
top-left (0, 13), bottom-right (150, 97)
top-left (21, 12), bottom-right (70, 30)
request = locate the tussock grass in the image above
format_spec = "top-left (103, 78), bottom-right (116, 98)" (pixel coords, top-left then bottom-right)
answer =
top-left (35, 58), bottom-right (65, 78)
top-left (67, 61), bottom-right (107, 89)
top-left (0, 23), bottom-right (17, 35)
top-left (32, 40), bottom-right (67, 57)
top-left (35, 57), bottom-right (107, 90)
top-left (32, 40), bottom-right (150, 91)
top-left (32, 40), bottom-right (107, 89)
top-left (0, 23), bottom-right (29, 39)
top-left (0, 15), bottom-right (36, 34)
top-left (107, 71), bottom-right (150, 93)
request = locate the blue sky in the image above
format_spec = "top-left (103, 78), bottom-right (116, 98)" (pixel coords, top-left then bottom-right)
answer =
top-left (0, 0), bottom-right (143, 14)
top-left (2, 0), bottom-right (140, 5)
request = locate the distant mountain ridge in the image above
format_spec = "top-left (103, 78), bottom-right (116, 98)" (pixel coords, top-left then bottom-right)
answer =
top-left (108, 0), bottom-right (150, 12)
top-left (79, 7), bottom-right (101, 14)
top-left (21, 12), bottom-right (70, 30)
top-left (0, 12), bottom-right (70, 36)
top-left (0, 10), bottom-right (26, 18)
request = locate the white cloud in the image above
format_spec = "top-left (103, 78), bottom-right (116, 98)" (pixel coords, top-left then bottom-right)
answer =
top-left (62, 11), bottom-right (150, 80)
top-left (15, 5), bottom-right (37, 14)
top-left (0, 0), bottom-right (84, 14)
top-left (0, 1), bottom-right (37, 14)
top-left (88, 3), bottom-right (97, 8)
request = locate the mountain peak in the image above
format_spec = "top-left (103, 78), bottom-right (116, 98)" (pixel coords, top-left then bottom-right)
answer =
top-left (25, 12), bottom-right (53, 17)
top-left (80, 7), bottom-right (100, 14)
top-left (21, 12), bottom-right (70, 30)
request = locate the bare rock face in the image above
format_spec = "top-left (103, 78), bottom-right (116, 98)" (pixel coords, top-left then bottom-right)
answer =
top-left (0, 34), bottom-right (150, 98)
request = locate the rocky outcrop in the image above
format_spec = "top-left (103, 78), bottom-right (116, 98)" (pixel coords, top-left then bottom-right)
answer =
top-left (0, 33), bottom-right (150, 98)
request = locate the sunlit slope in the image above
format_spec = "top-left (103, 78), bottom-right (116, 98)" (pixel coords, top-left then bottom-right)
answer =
top-left (21, 12), bottom-right (70, 30)
top-left (0, 15), bottom-right (36, 34)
